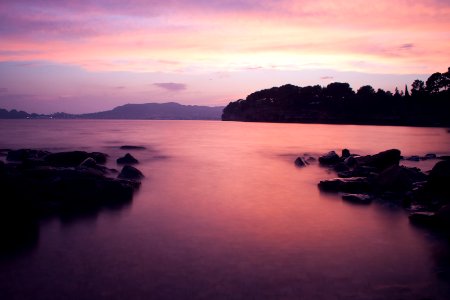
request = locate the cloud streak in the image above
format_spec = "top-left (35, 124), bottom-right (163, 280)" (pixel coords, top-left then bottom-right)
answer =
top-left (153, 82), bottom-right (187, 92)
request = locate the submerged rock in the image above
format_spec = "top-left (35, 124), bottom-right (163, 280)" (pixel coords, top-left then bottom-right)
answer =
top-left (342, 193), bottom-right (372, 204)
top-left (318, 177), bottom-right (371, 193)
top-left (117, 153), bottom-right (139, 165)
top-left (355, 149), bottom-right (401, 171)
top-left (7, 149), bottom-right (50, 162)
top-left (318, 151), bottom-right (340, 165)
top-left (44, 151), bottom-right (108, 167)
top-left (374, 165), bottom-right (427, 193)
top-left (295, 157), bottom-right (309, 167)
top-left (118, 165), bottom-right (144, 180)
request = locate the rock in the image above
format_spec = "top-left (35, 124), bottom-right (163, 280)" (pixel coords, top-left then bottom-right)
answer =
top-left (318, 177), bottom-right (372, 193)
top-left (341, 149), bottom-right (350, 159)
top-left (306, 156), bottom-right (316, 162)
top-left (374, 165), bottom-right (427, 193)
top-left (117, 153), bottom-right (139, 165)
top-left (422, 160), bottom-right (450, 205)
top-left (435, 205), bottom-right (450, 230)
top-left (355, 149), bottom-right (401, 171)
top-left (120, 145), bottom-right (146, 150)
top-left (424, 153), bottom-right (437, 160)
top-left (344, 156), bottom-right (357, 167)
top-left (333, 162), bottom-right (349, 173)
top-left (295, 157), bottom-right (309, 167)
top-left (319, 151), bottom-right (340, 165)
top-left (7, 149), bottom-right (50, 162)
top-left (405, 156), bottom-right (420, 162)
top-left (44, 151), bottom-right (108, 167)
top-left (79, 157), bottom-right (97, 168)
top-left (118, 165), bottom-right (144, 180)
top-left (409, 211), bottom-right (438, 227)
top-left (342, 193), bottom-right (372, 204)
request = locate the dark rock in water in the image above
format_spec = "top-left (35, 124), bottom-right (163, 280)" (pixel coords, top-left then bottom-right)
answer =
top-left (318, 177), bottom-right (371, 193)
top-left (424, 153), bottom-right (437, 160)
top-left (374, 165), bottom-right (427, 193)
top-left (409, 211), bottom-right (437, 227)
top-left (341, 149), bottom-right (351, 159)
top-left (344, 156), bottom-right (357, 167)
top-left (405, 155), bottom-right (420, 162)
top-left (120, 145), bottom-right (146, 150)
top-left (44, 151), bottom-right (108, 167)
top-left (319, 151), bottom-right (340, 165)
top-left (333, 162), bottom-right (349, 173)
top-left (7, 149), bottom-right (50, 162)
top-left (435, 205), bottom-right (450, 230)
top-left (425, 160), bottom-right (450, 203)
top-left (295, 157), bottom-right (309, 167)
top-left (355, 149), bottom-right (401, 171)
top-left (79, 157), bottom-right (97, 168)
top-left (118, 165), bottom-right (144, 180)
top-left (117, 153), bottom-right (139, 165)
top-left (306, 156), bottom-right (316, 162)
top-left (342, 193), bottom-right (372, 204)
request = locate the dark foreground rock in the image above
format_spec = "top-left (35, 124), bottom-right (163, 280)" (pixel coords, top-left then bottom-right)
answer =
top-left (1, 148), bottom-right (144, 255)
top-left (0, 149), bottom-right (142, 217)
top-left (119, 165), bottom-right (144, 180)
top-left (319, 177), bottom-right (372, 193)
top-left (117, 153), bottom-right (139, 164)
top-left (342, 193), bottom-right (372, 204)
top-left (314, 148), bottom-right (450, 233)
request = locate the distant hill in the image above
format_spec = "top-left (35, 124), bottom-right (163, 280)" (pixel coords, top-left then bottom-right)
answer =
top-left (80, 102), bottom-right (223, 120)
top-left (0, 102), bottom-right (224, 120)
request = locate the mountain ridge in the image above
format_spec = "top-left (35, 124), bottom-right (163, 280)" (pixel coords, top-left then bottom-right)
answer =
top-left (0, 102), bottom-right (224, 120)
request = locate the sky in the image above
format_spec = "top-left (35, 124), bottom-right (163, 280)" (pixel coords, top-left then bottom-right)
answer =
top-left (0, 0), bottom-right (449, 114)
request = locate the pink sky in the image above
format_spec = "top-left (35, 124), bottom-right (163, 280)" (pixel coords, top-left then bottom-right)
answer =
top-left (0, 0), bottom-right (449, 113)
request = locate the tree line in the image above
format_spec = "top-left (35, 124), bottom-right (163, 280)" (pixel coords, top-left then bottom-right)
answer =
top-left (222, 67), bottom-right (450, 127)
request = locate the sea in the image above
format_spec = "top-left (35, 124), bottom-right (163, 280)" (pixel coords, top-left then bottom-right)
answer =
top-left (1, 120), bottom-right (450, 299)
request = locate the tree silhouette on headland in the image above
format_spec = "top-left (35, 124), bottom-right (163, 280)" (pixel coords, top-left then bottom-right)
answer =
top-left (222, 66), bottom-right (450, 127)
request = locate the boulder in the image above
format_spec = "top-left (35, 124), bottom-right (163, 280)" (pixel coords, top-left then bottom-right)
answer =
top-left (120, 145), bottom-right (146, 150)
top-left (118, 165), bottom-right (144, 180)
top-left (374, 165), bottom-right (427, 193)
top-left (341, 149), bottom-right (351, 159)
top-left (425, 160), bottom-right (450, 201)
top-left (79, 157), bottom-right (97, 168)
top-left (7, 149), bottom-right (49, 162)
top-left (355, 149), bottom-right (401, 171)
top-left (424, 153), bottom-right (437, 160)
top-left (44, 151), bottom-right (108, 167)
top-left (318, 177), bottom-right (371, 193)
top-left (117, 153), bottom-right (139, 165)
top-left (319, 151), bottom-right (340, 165)
top-left (405, 156), bottom-right (420, 162)
top-left (295, 157), bottom-right (309, 167)
top-left (344, 156), bottom-right (357, 167)
top-left (409, 211), bottom-right (438, 227)
top-left (342, 193), bottom-right (372, 204)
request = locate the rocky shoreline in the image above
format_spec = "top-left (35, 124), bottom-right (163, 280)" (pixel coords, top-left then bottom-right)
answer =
top-left (0, 148), bottom-right (144, 254)
top-left (296, 149), bottom-right (450, 232)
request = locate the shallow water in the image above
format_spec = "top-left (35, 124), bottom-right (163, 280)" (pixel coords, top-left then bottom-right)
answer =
top-left (1, 120), bottom-right (450, 299)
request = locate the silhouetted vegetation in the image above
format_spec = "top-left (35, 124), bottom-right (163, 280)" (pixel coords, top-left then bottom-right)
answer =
top-left (222, 67), bottom-right (450, 126)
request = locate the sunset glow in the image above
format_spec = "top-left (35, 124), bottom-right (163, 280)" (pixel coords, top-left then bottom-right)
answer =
top-left (1, 0), bottom-right (449, 113)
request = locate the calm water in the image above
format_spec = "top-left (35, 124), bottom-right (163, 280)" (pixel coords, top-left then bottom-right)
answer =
top-left (1, 120), bottom-right (450, 299)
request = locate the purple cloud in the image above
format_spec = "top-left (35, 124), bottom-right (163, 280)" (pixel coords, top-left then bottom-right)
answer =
top-left (399, 43), bottom-right (414, 50)
top-left (154, 82), bottom-right (187, 92)
top-left (321, 76), bottom-right (334, 80)
top-left (0, 88), bottom-right (8, 93)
